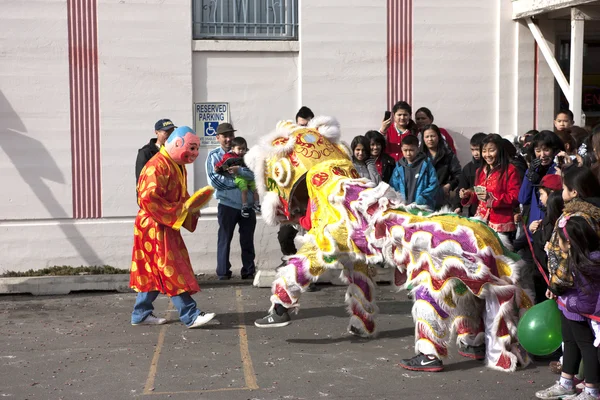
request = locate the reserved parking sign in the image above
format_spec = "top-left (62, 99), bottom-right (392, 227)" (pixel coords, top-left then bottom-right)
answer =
top-left (194, 102), bottom-right (230, 147)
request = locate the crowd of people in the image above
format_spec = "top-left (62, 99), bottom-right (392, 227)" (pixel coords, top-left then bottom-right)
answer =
top-left (131, 103), bottom-right (600, 399)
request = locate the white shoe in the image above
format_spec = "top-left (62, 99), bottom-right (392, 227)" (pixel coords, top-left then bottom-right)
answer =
top-left (188, 312), bottom-right (216, 329)
top-left (132, 313), bottom-right (167, 326)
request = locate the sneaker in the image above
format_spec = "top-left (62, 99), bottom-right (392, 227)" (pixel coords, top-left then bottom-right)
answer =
top-left (253, 203), bottom-right (261, 213)
top-left (241, 207), bottom-right (251, 218)
top-left (347, 325), bottom-right (369, 338)
top-left (254, 311), bottom-right (291, 328)
top-left (131, 313), bottom-right (167, 326)
top-left (535, 381), bottom-right (576, 399)
top-left (241, 274), bottom-right (254, 280)
top-left (188, 312), bottom-right (216, 329)
top-left (398, 353), bottom-right (444, 372)
top-left (560, 390), bottom-right (595, 400)
top-left (458, 343), bottom-right (486, 360)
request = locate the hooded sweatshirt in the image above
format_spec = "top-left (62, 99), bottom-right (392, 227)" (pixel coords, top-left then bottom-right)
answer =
top-left (390, 152), bottom-right (439, 209)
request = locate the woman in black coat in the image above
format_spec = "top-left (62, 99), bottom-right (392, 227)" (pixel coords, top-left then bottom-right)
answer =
top-left (421, 124), bottom-right (461, 209)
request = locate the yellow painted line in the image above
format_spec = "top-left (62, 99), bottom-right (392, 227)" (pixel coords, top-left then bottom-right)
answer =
top-left (142, 289), bottom-right (259, 395)
top-left (236, 288), bottom-right (260, 390)
top-left (147, 387), bottom-right (252, 395)
top-left (143, 322), bottom-right (169, 395)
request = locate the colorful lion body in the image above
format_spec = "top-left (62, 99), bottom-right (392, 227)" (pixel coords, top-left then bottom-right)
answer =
top-left (246, 117), bottom-right (532, 372)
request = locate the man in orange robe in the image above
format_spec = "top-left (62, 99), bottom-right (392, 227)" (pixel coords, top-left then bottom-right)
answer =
top-left (130, 126), bottom-right (215, 328)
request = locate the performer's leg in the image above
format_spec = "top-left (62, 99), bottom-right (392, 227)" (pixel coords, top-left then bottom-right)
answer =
top-left (216, 204), bottom-right (236, 279)
top-left (412, 286), bottom-right (451, 360)
top-left (398, 286), bottom-right (449, 372)
top-left (444, 289), bottom-right (486, 360)
top-left (483, 288), bottom-right (531, 371)
top-left (344, 262), bottom-right (378, 337)
top-left (255, 246), bottom-right (325, 328)
top-left (131, 291), bottom-right (161, 324)
top-left (277, 224), bottom-right (298, 256)
top-left (170, 292), bottom-right (215, 328)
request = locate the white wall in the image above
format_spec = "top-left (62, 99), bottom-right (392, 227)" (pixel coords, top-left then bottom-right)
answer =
top-left (98, 0), bottom-right (194, 217)
top-left (413, 0), bottom-right (497, 165)
top-left (0, 0), bottom-right (72, 220)
top-left (300, 0), bottom-right (387, 142)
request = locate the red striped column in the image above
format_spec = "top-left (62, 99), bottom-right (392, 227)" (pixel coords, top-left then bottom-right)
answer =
top-left (387, 0), bottom-right (413, 109)
top-left (67, 0), bottom-right (101, 219)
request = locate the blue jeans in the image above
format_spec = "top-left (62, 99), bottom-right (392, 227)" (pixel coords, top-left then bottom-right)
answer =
top-left (131, 291), bottom-right (202, 327)
top-left (217, 203), bottom-right (256, 278)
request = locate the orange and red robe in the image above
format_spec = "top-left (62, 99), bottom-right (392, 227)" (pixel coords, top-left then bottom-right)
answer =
top-left (130, 147), bottom-right (200, 296)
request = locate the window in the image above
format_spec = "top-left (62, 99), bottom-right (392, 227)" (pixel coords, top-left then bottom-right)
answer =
top-left (192, 0), bottom-right (298, 40)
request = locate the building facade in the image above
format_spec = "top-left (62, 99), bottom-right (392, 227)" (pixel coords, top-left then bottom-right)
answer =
top-left (0, 0), bottom-right (594, 273)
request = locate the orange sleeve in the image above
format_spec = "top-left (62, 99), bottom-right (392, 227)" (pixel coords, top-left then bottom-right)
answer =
top-left (137, 161), bottom-right (191, 231)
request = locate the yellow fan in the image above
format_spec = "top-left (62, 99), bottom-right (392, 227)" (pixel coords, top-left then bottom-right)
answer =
top-left (185, 186), bottom-right (214, 213)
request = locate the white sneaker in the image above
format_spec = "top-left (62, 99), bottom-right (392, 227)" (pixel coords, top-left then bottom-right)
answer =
top-left (188, 312), bottom-right (216, 329)
top-left (132, 313), bottom-right (167, 326)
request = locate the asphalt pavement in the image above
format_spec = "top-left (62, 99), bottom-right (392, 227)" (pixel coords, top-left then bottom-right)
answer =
top-left (0, 283), bottom-right (557, 399)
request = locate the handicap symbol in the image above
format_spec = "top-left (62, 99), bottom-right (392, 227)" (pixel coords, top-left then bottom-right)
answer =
top-left (204, 122), bottom-right (218, 137)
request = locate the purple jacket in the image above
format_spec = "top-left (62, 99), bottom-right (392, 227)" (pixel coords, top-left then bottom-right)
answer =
top-left (560, 251), bottom-right (600, 321)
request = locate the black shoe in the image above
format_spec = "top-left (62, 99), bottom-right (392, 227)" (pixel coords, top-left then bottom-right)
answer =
top-left (347, 325), bottom-right (369, 338)
top-left (218, 275), bottom-right (231, 281)
top-left (458, 343), bottom-right (486, 360)
top-left (254, 311), bottom-right (291, 328)
top-left (398, 353), bottom-right (444, 372)
top-left (241, 274), bottom-right (254, 280)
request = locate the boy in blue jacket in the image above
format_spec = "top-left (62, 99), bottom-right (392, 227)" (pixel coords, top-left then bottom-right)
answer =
top-left (390, 135), bottom-right (439, 209)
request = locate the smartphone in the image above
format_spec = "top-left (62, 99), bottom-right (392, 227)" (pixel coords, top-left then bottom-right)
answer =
top-left (383, 111), bottom-right (391, 121)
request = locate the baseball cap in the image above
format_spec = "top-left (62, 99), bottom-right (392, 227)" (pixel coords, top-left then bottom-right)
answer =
top-left (535, 174), bottom-right (562, 191)
top-left (216, 122), bottom-right (236, 135)
top-left (155, 119), bottom-right (176, 131)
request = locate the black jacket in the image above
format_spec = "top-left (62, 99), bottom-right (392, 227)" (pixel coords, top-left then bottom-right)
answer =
top-left (531, 214), bottom-right (554, 275)
top-left (428, 145), bottom-right (461, 208)
top-left (453, 158), bottom-right (481, 216)
top-left (429, 145), bottom-right (461, 190)
top-left (135, 138), bottom-right (160, 184)
top-left (511, 154), bottom-right (528, 181)
top-left (377, 153), bottom-right (396, 184)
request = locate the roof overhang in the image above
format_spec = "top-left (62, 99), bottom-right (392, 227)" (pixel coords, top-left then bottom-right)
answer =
top-left (512, 0), bottom-right (598, 19)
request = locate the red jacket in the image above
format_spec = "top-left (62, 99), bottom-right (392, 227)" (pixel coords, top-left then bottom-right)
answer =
top-left (383, 125), bottom-right (415, 162)
top-left (384, 125), bottom-right (456, 161)
top-left (461, 163), bottom-right (521, 233)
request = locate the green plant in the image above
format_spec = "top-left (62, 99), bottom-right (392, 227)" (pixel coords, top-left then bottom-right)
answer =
top-left (0, 265), bottom-right (128, 277)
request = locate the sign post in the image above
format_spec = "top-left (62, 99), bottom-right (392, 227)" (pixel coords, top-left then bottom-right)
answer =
top-left (194, 102), bottom-right (230, 147)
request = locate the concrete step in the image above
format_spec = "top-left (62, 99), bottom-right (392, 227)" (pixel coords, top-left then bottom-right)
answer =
top-left (253, 267), bottom-right (393, 288)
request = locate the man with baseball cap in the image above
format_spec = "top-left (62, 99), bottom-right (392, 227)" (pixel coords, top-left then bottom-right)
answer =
top-left (205, 122), bottom-right (257, 280)
top-left (135, 118), bottom-right (176, 183)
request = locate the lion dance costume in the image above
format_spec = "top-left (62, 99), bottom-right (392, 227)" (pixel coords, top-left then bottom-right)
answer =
top-left (246, 117), bottom-right (531, 372)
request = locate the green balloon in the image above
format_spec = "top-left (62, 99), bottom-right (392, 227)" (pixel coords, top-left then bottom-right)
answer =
top-left (517, 300), bottom-right (563, 356)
